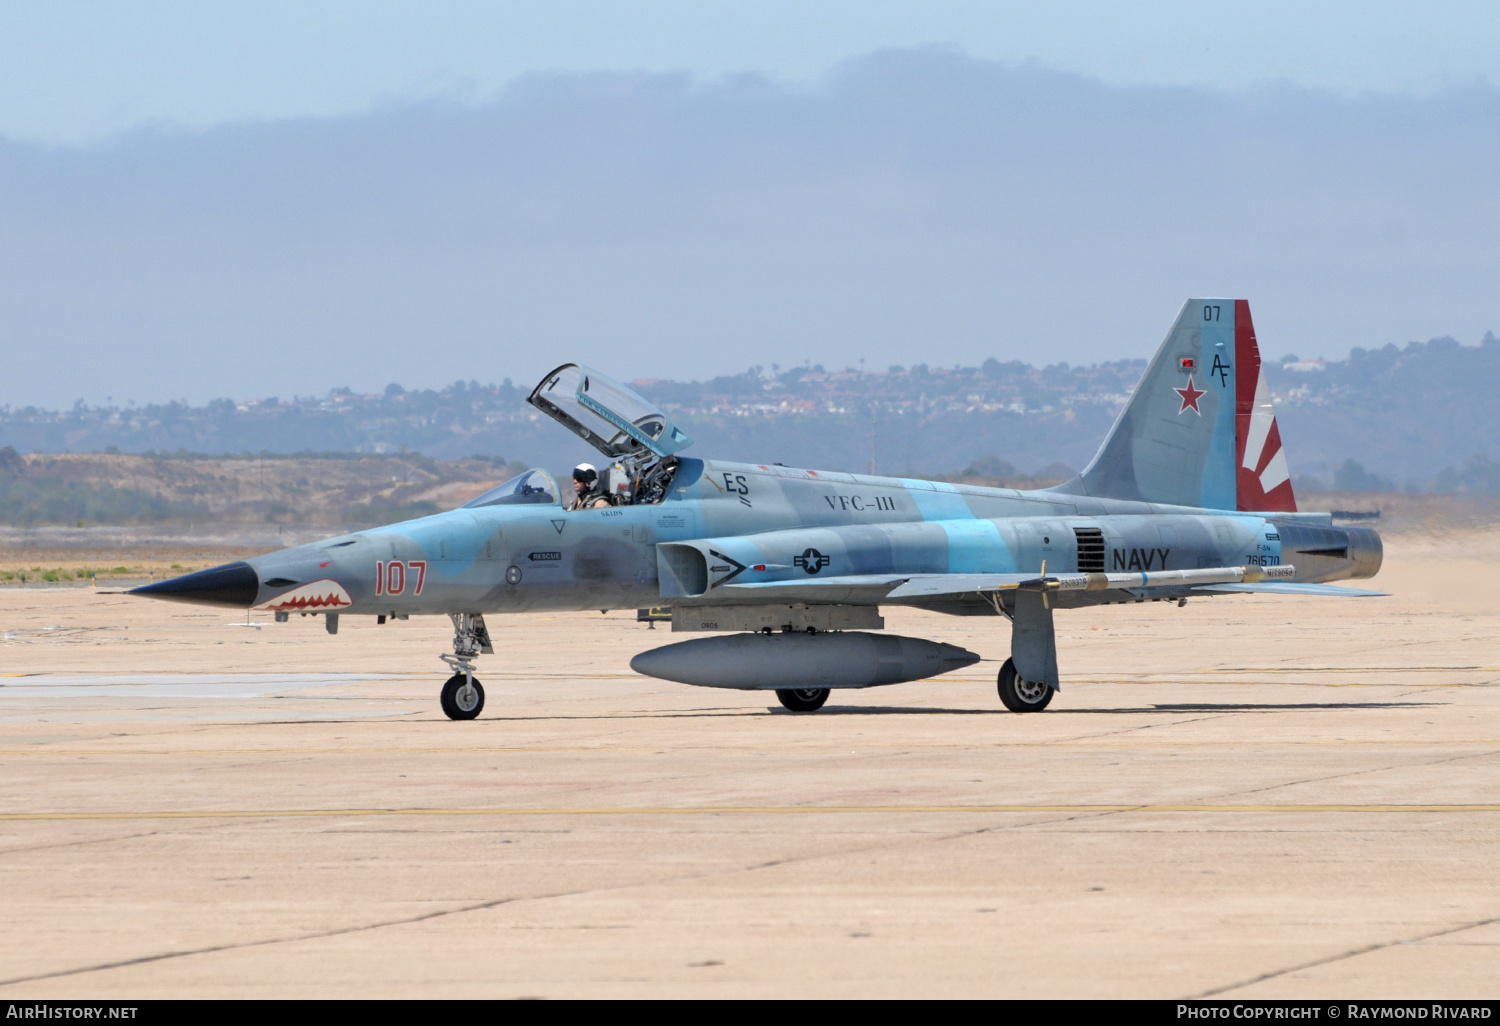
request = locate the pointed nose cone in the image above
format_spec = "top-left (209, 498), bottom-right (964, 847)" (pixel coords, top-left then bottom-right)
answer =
top-left (128, 561), bottom-right (260, 608)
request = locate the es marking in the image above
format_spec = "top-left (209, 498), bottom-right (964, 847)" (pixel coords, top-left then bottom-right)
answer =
top-left (722, 473), bottom-right (752, 507)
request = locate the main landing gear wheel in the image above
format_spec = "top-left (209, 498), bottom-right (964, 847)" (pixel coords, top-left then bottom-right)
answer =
top-left (997, 658), bottom-right (1053, 713)
top-left (776, 687), bottom-right (830, 712)
top-left (440, 673), bottom-right (485, 720)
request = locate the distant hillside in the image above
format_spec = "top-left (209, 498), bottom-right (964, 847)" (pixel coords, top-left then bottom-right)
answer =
top-left (1264, 335), bottom-right (1500, 492)
top-left (2, 333), bottom-right (1497, 493)
top-left (0, 450), bottom-right (513, 528)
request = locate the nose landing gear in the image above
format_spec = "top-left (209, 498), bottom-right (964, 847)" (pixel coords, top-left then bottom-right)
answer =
top-left (439, 614), bottom-right (493, 721)
top-left (440, 673), bottom-right (485, 719)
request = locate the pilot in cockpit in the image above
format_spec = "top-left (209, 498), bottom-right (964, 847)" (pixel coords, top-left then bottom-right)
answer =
top-left (564, 463), bottom-right (613, 511)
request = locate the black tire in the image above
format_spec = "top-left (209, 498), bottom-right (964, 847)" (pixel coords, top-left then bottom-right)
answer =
top-left (997, 658), bottom-right (1053, 713)
top-left (440, 673), bottom-right (485, 720)
top-left (776, 687), bottom-right (830, 712)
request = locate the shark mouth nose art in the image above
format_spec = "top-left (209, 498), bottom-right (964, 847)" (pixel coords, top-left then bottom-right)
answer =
top-left (254, 579), bottom-right (353, 612)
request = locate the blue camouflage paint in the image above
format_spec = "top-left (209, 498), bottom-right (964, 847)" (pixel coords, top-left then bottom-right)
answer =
top-left (1199, 303), bottom-right (1238, 510)
top-left (373, 513), bottom-right (488, 571)
top-left (939, 519), bottom-right (1015, 574)
top-left (899, 479), bottom-right (974, 521)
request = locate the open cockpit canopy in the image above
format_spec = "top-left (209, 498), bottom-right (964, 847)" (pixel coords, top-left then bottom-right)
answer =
top-left (528, 364), bottom-right (692, 459)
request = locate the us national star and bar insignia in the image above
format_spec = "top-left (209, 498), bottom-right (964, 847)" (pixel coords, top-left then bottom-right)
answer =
top-left (1174, 375), bottom-right (1205, 415)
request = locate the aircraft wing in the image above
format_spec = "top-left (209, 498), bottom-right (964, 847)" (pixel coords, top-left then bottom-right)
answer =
top-left (710, 573), bottom-right (1042, 604)
top-left (684, 564), bottom-right (1380, 606)
top-left (884, 574), bottom-right (1037, 599)
top-left (885, 565), bottom-right (1302, 600)
top-left (706, 575), bottom-right (910, 604)
top-left (1193, 582), bottom-right (1388, 597)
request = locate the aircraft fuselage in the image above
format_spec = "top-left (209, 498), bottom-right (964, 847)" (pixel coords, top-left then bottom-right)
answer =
top-left (224, 456), bottom-right (1377, 619)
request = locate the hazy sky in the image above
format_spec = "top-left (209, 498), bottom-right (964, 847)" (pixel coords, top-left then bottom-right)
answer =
top-left (3, 1), bottom-right (1498, 144)
top-left (1, 5), bottom-right (1497, 407)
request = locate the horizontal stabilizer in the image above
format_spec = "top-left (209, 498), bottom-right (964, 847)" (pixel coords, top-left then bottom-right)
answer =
top-left (1194, 582), bottom-right (1388, 597)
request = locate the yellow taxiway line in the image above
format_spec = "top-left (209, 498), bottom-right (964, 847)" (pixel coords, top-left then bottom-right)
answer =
top-left (4, 803), bottom-right (1500, 822)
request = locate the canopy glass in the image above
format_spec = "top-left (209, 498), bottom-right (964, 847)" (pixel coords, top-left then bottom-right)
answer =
top-left (527, 364), bottom-right (693, 459)
top-left (461, 468), bottom-right (559, 509)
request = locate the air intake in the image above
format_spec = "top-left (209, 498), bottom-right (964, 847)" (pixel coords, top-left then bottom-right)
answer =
top-left (1073, 527), bottom-right (1105, 572)
top-left (656, 543), bottom-right (709, 597)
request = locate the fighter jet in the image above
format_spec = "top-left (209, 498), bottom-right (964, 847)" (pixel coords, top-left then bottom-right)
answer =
top-left (131, 299), bottom-right (1383, 719)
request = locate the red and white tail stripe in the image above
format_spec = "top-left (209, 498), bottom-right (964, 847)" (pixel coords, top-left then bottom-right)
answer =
top-left (1234, 300), bottom-right (1297, 512)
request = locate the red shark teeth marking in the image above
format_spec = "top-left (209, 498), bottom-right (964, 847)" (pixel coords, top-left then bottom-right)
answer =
top-left (254, 578), bottom-right (353, 612)
top-left (266, 593), bottom-right (350, 611)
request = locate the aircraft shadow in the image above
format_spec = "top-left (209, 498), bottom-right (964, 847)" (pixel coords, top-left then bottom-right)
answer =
top-left (1146, 701), bottom-right (1439, 711)
top-left (387, 701), bottom-right (1442, 724)
top-left (804, 701), bottom-right (1440, 716)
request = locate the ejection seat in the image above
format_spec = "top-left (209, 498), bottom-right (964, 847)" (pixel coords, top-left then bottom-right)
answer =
top-left (527, 364), bottom-right (693, 506)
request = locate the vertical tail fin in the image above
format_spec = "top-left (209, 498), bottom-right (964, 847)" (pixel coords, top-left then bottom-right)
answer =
top-left (1056, 299), bottom-right (1296, 512)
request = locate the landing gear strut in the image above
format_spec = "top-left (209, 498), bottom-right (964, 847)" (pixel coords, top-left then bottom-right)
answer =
top-left (439, 614), bottom-right (492, 721)
top-left (997, 657), bottom-right (1053, 713)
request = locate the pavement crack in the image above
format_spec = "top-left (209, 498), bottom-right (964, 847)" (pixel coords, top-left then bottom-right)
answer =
top-left (0, 895), bottom-right (521, 989)
top-left (1196, 913), bottom-right (1500, 997)
top-left (0, 833), bottom-right (932, 989)
top-left (0, 828), bottom-right (164, 859)
top-left (1215, 745), bottom-right (1500, 803)
top-left (1051, 713), bottom-right (1228, 746)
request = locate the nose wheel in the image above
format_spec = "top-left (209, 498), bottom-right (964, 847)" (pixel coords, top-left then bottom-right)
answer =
top-left (440, 672), bottom-right (485, 720)
top-left (438, 613), bottom-right (493, 720)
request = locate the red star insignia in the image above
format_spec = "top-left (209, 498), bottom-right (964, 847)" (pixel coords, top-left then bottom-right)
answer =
top-left (1174, 375), bottom-right (1205, 414)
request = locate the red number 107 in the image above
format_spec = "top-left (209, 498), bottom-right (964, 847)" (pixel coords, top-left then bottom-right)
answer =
top-left (375, 560), bottom-right (426, 596)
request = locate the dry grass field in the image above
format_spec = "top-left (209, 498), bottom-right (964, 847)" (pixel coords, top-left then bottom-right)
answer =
top-left (0, 451), bottom-right (510, 532)
top-left (0, 547), bottom-right (265, 586)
